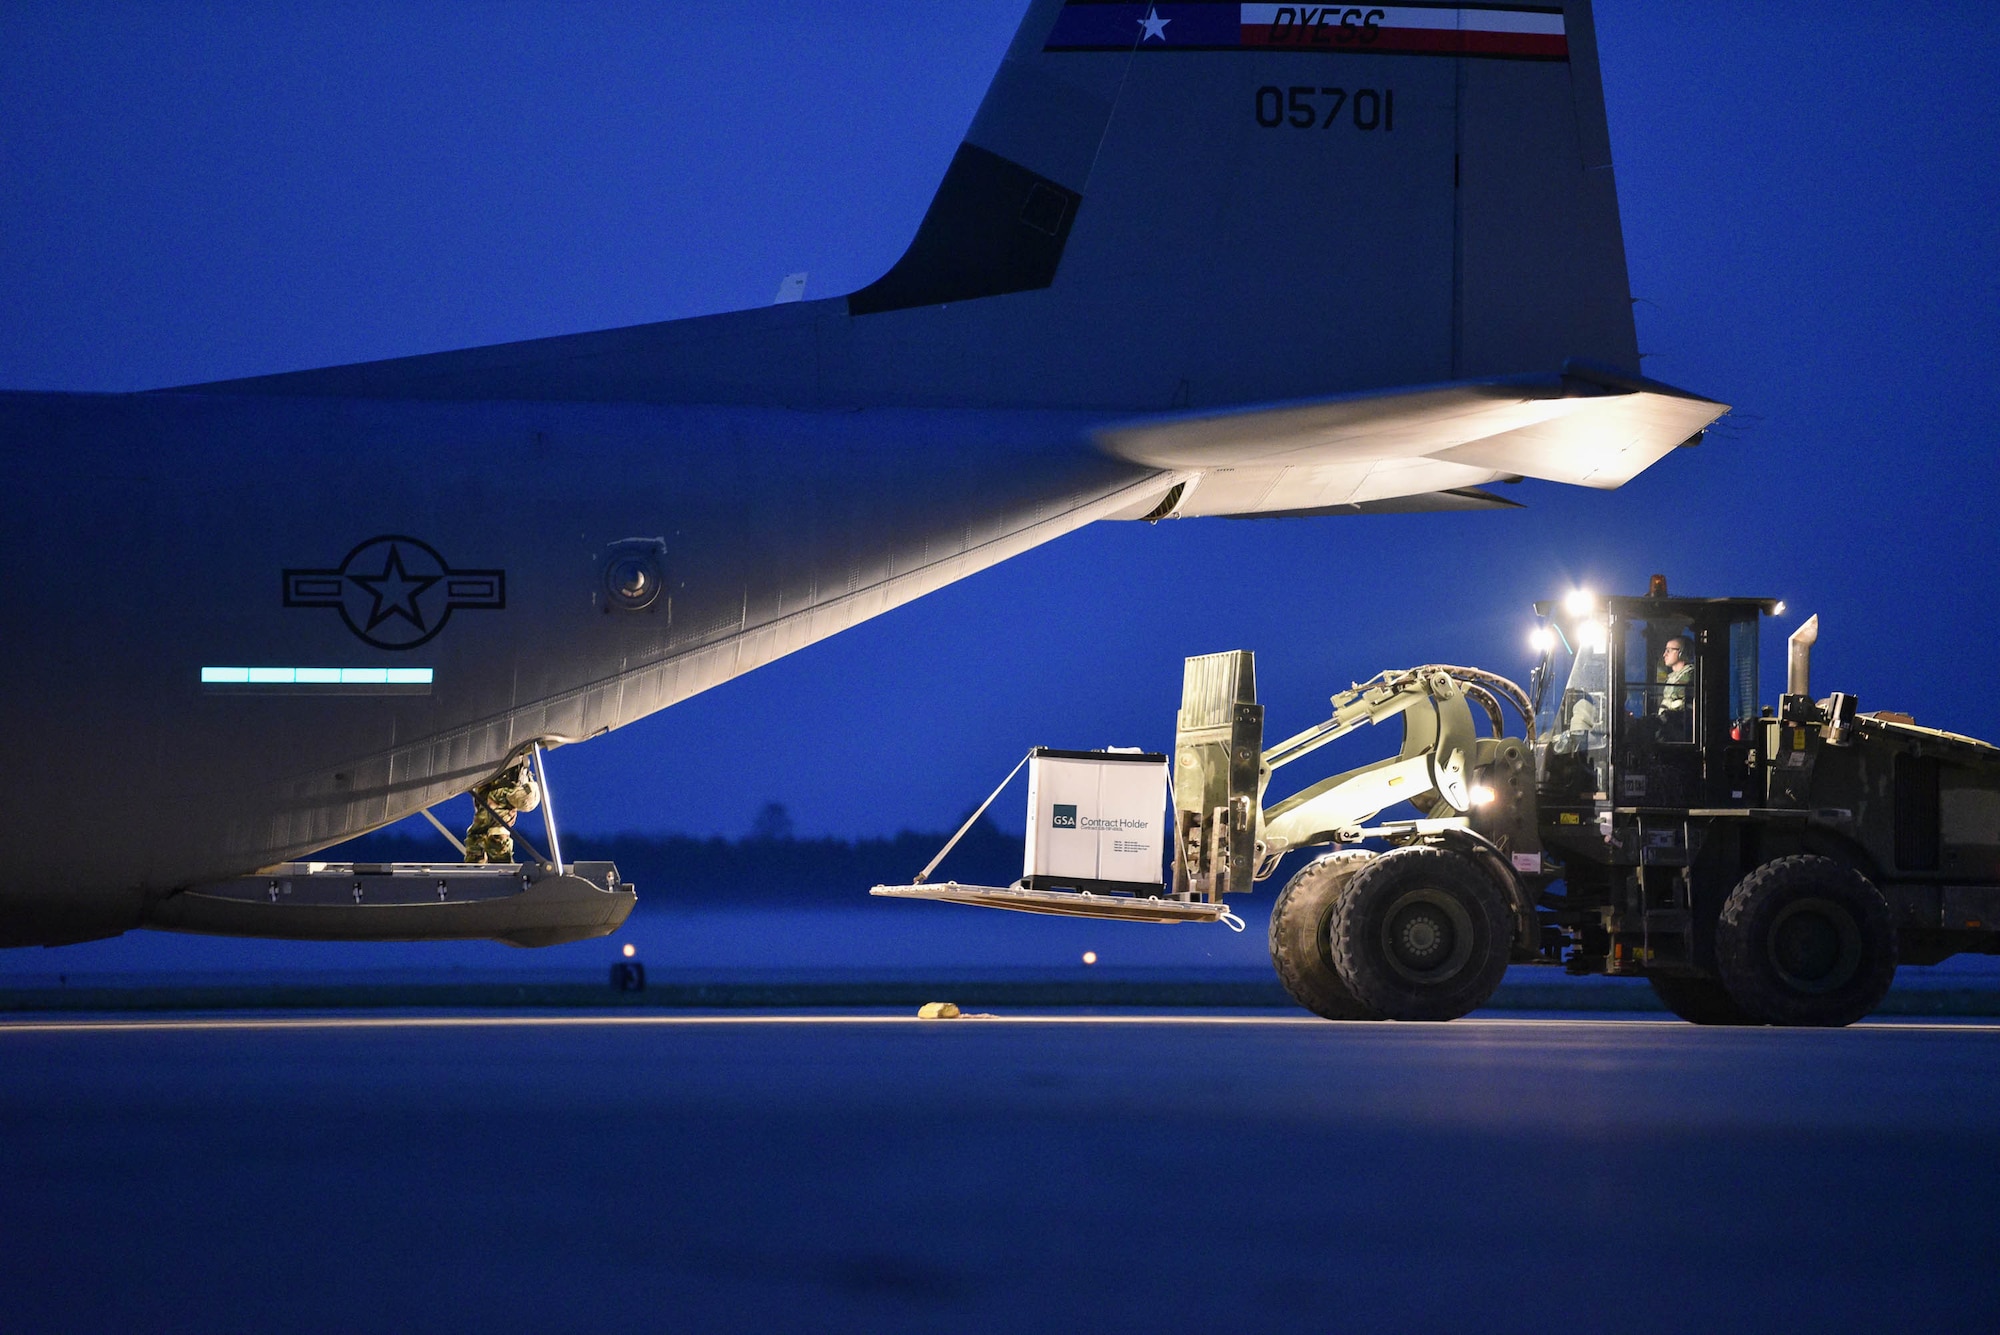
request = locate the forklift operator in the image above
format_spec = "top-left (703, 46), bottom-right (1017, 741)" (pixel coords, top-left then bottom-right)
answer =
top-left (1659, 637), bottom-right (1694, 739)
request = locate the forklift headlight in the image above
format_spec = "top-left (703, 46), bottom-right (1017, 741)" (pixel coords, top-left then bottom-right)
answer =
top-left (1528, 627), bottom-right (1556, 654)
top-left (1563, 588), bottom-right (1595, 617)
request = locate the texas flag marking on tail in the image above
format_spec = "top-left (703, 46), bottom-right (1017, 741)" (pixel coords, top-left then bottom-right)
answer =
top-left (1045, 3), bottom-right (1570, 61)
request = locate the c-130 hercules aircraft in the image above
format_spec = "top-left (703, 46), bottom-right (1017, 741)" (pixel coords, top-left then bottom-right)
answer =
top-left (0, 1), bottom-right (1725, 948)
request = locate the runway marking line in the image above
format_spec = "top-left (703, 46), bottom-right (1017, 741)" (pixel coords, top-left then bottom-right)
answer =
top-left (2, 1014), bottom-right (1997, 1036)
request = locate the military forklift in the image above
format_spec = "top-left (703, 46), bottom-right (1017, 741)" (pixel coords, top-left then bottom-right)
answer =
top-left (877, 579), bottom-right (2000, 1025)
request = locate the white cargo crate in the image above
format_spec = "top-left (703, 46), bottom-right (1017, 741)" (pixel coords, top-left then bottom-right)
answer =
top-left (1022, 747), bottom-right (1168, 894)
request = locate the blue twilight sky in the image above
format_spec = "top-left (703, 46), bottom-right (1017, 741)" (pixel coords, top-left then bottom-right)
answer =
top-left (4, 2), bottom-right (1997, 842)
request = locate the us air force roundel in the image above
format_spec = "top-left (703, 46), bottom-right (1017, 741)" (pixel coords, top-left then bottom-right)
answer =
top-left (283, 536), bottom-right (505, 650)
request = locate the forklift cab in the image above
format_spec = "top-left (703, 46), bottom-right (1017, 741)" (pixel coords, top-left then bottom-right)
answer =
top-left (1533, 590), bottom-right (1779, 812)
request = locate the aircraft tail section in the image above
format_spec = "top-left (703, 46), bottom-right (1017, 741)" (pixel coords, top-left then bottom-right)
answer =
top-left (197, 2), bottom-right (1643, 414)
top-left (846, 0), bottom-right (1639, 403)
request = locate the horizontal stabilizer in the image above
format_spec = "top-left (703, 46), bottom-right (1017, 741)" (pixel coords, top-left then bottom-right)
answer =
top-left (1098, 364), bottom-right (1726, 518)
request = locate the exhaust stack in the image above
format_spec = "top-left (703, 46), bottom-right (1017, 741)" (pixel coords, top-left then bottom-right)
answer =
top-left (1788, 615), bottom-right (1820, 698)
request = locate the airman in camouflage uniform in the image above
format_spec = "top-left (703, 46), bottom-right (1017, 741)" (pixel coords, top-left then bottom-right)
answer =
top-left (464, 756), bottom-right (541, 863)
top-left (1658, 637), bottom-right (1695, 742)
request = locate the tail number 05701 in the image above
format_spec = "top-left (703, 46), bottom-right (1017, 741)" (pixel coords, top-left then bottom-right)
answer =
top-left (1255, 86), bottom-right (1394, 131)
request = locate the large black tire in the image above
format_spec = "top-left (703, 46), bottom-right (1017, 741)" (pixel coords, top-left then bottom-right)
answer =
top-left (1716, 855), bottom-right (1896, 1027)
top-left (1268, 851), bottom-right (1383, 1021)
top-left (1328, 845), bottom-right (1513, 1021)
top-left (1647, 974), bottom-right (1760, 1026)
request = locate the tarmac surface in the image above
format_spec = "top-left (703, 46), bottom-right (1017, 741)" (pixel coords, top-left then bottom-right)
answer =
top-left (6, 1012), bottom-right (1999, 1333)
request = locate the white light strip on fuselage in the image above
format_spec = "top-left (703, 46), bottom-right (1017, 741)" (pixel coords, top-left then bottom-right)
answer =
top-left (200, 666), bottom-right (434, 685)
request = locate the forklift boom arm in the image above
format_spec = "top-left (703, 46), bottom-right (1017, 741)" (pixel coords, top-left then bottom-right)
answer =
top-left (1259, 669), bottom-right (1480, 855)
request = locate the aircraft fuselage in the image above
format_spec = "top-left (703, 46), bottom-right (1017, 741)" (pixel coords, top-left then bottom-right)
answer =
top-left (0, 389), bottom-right (1162, 934)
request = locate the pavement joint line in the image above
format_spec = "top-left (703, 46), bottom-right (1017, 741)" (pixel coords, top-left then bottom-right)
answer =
top-left (0, 1014), bottom-right (1326, 1034)
top-left (3, 1014), bottom-right (1998, 1035)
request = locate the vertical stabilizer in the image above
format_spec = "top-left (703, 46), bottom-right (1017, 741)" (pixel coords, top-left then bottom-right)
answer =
top-left (197, 2), bottom-right (1645, 413)
top-left (849, 0), bottom-right (1639, 407)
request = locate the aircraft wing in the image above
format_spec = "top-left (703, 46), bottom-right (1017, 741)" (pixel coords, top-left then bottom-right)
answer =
top-left (1097, 363), bottom-right (1727, 519)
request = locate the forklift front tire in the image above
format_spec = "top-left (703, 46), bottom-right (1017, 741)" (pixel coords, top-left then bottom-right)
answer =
top-left (1328, 845), bottom-right (1513, 1021)
top-left (1269, 851), bottom-right (1384, 1021)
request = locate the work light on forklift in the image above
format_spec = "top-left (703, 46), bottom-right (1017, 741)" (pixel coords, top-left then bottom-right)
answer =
top-left (1528, 626), bottom-right (1557, 654)
top-left (1563, 588), bottom-right (1596, 617)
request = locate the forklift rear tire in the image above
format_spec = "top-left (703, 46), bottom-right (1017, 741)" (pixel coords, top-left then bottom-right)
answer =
top-left (1269, 852), bottom-right (1384, 1021)
top-left (1646, 974), bottom-right (1759, 1026)
top-left (1716, 855), bottom-right (1896, 1028)
top-left (1328, 845), bottom-right (1513, 1021)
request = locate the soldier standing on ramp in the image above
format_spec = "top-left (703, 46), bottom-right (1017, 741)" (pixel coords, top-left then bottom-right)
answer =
top-left (464, 756), bottom-right (540, 863)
